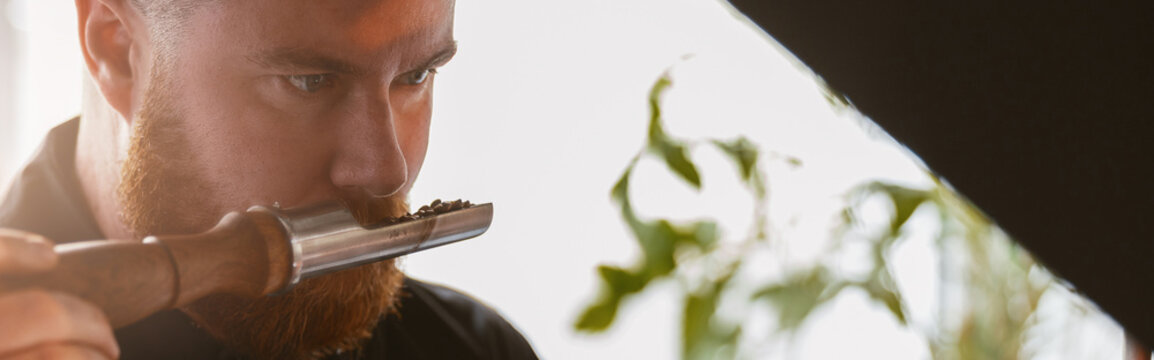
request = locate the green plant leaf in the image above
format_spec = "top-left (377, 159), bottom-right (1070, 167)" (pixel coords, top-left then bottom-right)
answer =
top-left (750, 168), bottom-right (768, 200)
top-left (658, 141), bottom-right (702, 189)
top-left (599, 265), bottom-right (648, 295)
top-left (575, 297), bottom-right (620, 332)
top-left (683, 262), bottom-right (740, 359)
top-left (647, 75), bottom-right (674, 148)
top-left (868, 182), bottom-right (930, 236)
top-left (611, 166), bottom-right (655, 250)
top-left (576, 266), bottom-right (655, 333)
top-left (753, 268), bottom-right (842, 331)
top-left (713, 137), bottom-right (771, 199)
top-left (712, 138), bottom-right (759, 182)
top-left (641, 75), bottom-right (702, 189)
top-left (611, 166), bottom-right (632, 203)
top-left (639, 220), bottom-right (680, 276)
top-left (785, 156), bottom-right (803, 167)
top-left (683, 291), bottom-right (716, 358)
top-left (690, 221), bottom-right (719, 251)
top-left (863, 269), bottom-right (908, 325)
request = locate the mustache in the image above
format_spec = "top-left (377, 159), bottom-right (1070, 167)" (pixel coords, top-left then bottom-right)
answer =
top-left (338, 192), bottom-right (411, 226)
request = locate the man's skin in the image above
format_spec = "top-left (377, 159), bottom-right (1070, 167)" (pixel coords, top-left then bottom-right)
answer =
top-left (0, 0), bottom-right (456, 358)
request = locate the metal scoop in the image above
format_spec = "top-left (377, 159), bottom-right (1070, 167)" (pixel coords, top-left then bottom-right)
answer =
top-left (258, 201), bottom-right (493, 288)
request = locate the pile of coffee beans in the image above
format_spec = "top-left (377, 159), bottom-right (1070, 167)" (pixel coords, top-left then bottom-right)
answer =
top-left (388, 199), bottom-right (473, 224)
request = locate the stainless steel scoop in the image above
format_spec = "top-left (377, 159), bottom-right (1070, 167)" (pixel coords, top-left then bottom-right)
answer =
top-left (254, 201), bottom-right (494, 288)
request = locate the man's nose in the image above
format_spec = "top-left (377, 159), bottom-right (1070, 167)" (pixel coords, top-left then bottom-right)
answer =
top-left (329, 97), bottom-right (408, 197)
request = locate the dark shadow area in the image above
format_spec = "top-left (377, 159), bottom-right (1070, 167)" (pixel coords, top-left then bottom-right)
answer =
top-left (727, 0), bottom-right (1154, 347)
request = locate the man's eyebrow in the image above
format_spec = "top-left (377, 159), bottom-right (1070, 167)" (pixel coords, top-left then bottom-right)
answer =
top-left (420, 41), bottom-right (459, 70)
top-left (247, 42), bottom-right (458, 76)
top-left (247, 47), bottom-right (364, 75)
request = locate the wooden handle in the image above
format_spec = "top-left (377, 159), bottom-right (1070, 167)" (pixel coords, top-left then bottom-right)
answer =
top-left (0, 209), bottom-right (292, 328)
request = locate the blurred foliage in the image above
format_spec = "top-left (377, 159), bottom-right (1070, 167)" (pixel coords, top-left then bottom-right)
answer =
top-left (574, 73), bottom-right (1074, 359)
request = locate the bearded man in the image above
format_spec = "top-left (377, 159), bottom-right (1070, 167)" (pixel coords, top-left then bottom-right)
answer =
top-left (0, 0), bottom-right (536, 359)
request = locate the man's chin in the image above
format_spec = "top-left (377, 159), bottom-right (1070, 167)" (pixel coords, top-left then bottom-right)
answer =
top-left (181, 260), bottom-right (405, 360)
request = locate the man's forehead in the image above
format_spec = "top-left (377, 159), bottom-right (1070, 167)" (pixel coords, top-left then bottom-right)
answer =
top-left (338, 0), bottom-right (454, 49)
top-left (203, 0), bottom-right (454, 61)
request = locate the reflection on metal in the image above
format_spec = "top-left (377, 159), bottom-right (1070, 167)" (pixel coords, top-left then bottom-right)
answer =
top-left (251, 201), bottom-right (493, 289)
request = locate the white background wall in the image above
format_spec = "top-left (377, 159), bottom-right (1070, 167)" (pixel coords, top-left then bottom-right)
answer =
top-left (0, 1), bottom-right (1126, 359)
top-left (1, 0), bottom-right (85, 187)
top-left (0, 2), bottom-right (13, 164)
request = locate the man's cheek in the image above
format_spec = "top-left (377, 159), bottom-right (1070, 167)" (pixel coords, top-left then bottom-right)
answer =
top-left (400, 117), bottom-right (432, 185)
top-left (246, 148), bottom-right (332, 201)
top-left (191, 138), bottom-right (323, 208)
top-left (400, 94), bottom-right (434, 152)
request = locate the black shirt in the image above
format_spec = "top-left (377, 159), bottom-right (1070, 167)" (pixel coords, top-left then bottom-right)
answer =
top-left (0, 119), bottom-right (537, 360)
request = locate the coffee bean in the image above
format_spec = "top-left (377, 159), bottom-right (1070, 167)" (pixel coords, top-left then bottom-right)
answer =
top-left (384, 198), bottom-right (478, 224)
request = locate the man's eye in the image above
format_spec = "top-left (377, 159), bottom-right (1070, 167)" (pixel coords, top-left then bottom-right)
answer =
top-left (285, 74), bottom-right (333, 93)
top-left (404, 69), bottom-right (436, 85)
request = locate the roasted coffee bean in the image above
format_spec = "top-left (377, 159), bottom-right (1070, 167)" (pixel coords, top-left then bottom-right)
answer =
top-left (385, 198), bottom-right (477, 224)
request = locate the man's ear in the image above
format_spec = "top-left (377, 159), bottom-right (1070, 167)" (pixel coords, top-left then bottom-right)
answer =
top-left (76, 0), bottom-right (144, 124)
